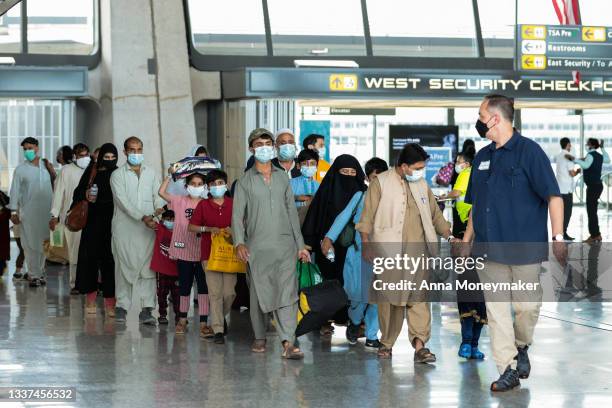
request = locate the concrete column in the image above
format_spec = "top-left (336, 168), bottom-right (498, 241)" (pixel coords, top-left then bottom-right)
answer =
top-left (87, 0), bottom-right (197, 174)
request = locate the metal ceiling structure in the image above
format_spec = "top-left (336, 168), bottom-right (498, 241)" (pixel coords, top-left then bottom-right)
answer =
top-left (0, 0), bottom-right (22, 17)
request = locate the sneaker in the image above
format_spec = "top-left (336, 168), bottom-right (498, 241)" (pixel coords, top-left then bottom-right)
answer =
top-left (115, 307), bottom-right (127, 323)
top-left (364, 339), bottom-right (381, 349)
top-left (490, 366), bottom-right (520, 392)
top-left (213, 332), bottom-right (225, 344)
top-left (29, 278), bottom-right (41, 287)
top-left (458, 343), bottom-right (472, 358)
top-left (158, 316), bottom-right (169, 325)
top-left (515, 346), bottom-right (531, 379)
top-left (139, 308), bottom-right (157, 326)
top-left (12, 272), bottom-right (23, 280)
top-left (346, 323), bottom-right (359, 345)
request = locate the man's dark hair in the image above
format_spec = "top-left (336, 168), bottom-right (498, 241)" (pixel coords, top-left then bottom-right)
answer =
top-left (484, 94), bottom-right (515, 123)
top-left (302, 134), bottom-right (325, 149)
top-left (297, 148), bottom-right (319, 164)
top-left (206, 169), bottom-right (228, 185)
top-left (587, 138), bottom-right (600, 149)
top-left (185, 172), bottom-right (206, 186)
top-left (162, 209), bottom-right (175, 220)
top-left (73, 143), bottom-right (90, 155)
top-left (365, 157), bottom-right (389, 177)
top-left (560, 137), bottom-right (571, 150)
top-left (21, 137), bottom-right (39, 147)
top-left (397, 143), bottom-right (430, 166)
top-left (124, 136), bottom-right (143, 150)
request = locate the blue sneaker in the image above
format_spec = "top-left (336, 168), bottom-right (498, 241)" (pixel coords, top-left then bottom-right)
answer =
top-left (458, 343), bottom-right (472, 358)
top-left (471, 347), bottom-right (485, 359)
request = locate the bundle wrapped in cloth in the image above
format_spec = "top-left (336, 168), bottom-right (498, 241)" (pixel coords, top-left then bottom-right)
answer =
top-left (171, 157), bottom-right (219, 181)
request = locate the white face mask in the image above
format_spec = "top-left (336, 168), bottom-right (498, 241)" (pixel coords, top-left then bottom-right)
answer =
top-left (405, 168), bottom-right (424, 183)
top-left (455, 164), bottom-right (465, 174)
top-left (76, 157), bottom-right (91, 169)
top-left (187, 185), bottom-right (205, 198)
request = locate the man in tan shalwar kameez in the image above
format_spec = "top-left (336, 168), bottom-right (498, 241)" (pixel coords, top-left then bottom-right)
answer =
top-left (357, 143), bottom-right (452, 363)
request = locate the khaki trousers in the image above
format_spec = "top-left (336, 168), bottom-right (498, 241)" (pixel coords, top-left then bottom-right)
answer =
top-left (478, 261), bottom-right (542, 374)
top-left (203, 261), bottom-right (237, 334)
top-left (378, 302), bottom-right (431, 349)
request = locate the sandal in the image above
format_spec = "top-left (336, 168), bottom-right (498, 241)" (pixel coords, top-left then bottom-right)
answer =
top-left (200, 324), bottom-right (214, 339)
top-left (319, 324), bottom-right (334, 336)
top-left (377, 346), bottom-right (392, 359)
top-left (251, 339), bottom-right (266, 353)
top-left (414, 347), bottom-right (437, 364)
top-left (282, 342), bottom-right (304, 360)
top-left (175, 319), bottom-right (187, 335)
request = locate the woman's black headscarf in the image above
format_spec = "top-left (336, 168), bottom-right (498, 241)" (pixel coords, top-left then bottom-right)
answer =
top-left (72, 143), bottom-right (118, 209)
top-left (302, 154), bottom-right (366, 247)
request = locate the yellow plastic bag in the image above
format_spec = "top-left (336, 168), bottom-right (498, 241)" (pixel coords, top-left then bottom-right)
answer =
top-left (207, 233), bottom-right (246, 273)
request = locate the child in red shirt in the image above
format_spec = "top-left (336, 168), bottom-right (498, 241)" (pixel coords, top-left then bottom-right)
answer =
top-left (150, 210), bottom-right (179, 325)
top-left (189, 170), bottom-right (234, 344)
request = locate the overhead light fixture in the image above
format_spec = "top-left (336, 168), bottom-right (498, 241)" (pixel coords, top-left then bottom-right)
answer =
top-left (0, 56), bottom-right (15, 65)
top-left (294, 59), bottom-right (359, 68)
top-left (310, 48), bottom-right (329, 55)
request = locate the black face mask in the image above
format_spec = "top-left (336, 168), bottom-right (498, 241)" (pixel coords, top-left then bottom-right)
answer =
top-left (101, 159), bottom-right (118, 169)
top-left (475, 119), bottom-right (490, 138)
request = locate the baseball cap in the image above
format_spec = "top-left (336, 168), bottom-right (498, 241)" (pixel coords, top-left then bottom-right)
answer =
top-left (248, 128), bottom-right (274, 147)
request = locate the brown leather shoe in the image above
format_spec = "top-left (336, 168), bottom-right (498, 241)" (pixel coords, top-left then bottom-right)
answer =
top-left (583, 234), bottom-right (602, 244)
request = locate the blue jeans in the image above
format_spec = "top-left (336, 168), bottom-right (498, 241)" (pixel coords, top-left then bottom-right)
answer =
top-left (348, 302), bottom-right (379, 340)
top-left (460, 316), bottom-right (484, 347)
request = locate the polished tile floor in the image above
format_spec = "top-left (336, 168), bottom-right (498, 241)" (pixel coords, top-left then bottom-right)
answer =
top-left (0, 207), bottom-right (611, 408)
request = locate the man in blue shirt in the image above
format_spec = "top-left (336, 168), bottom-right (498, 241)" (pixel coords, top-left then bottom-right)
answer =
top-left (462, 94), bottom-right (566, 392)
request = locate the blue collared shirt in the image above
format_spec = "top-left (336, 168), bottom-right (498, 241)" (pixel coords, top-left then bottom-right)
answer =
top-left (465, 132), bottom-right (560, 262)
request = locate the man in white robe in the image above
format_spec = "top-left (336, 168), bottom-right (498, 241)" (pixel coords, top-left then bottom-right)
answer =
top-left (50, 143), bottom-right (91, 294)
top-left (111, 137), bottom-right (164, 324)
top-left (9, 137), bottom-right (53, 287)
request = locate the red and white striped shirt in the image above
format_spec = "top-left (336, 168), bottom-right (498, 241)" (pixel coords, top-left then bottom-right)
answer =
top-left (168, 195), bottom-right (202, 262)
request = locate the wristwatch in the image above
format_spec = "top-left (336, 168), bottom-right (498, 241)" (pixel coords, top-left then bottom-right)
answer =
top-left (553, 234), bottom-right (564, 242)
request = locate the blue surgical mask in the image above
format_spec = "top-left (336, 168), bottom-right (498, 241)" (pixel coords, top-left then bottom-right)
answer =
top-left (300, 166), bottom-right (317, 178)
top-left (209, 184), bottom-right (227, 198)
top-left (317, 147), bottom-right (327, 158)
top-left (405, 169), bottom-right (424, 183)
top-left (24, 149), bottom-right (36, 162)
top-left (187, 185), bottom-right (205, 198)
top-left (127, 153), bottom-right (144, 166)
top-left (254, 146), bottom-right (275, 163)
top-left (162, 220), bottom-right (174, 230)
top-left (278, 144), bottom-right (296, 160)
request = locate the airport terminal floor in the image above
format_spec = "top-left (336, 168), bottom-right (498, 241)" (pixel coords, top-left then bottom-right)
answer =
top-left (1, 207), bottom-right (610, 408)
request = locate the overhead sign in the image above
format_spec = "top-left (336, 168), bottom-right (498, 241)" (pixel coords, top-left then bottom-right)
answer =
top-left (303, 107), bottom-right (396, 116)
top-left (517, 24), bottom-right (612, 72)
top-left (224, 68), bottom-right (612, 101)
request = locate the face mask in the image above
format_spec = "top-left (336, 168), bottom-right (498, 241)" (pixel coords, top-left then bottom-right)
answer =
top-left (162, 220), bottom-right (174, 230)
top-left (209, 184), bottom-right (227, 198)
top-left (405, 168), bottom-right (424, 183)
top-left (24, 149), bottom-right (36, 162)
top-left (278, 144), bottom-right (296, 160)
top-left (254, 146), bottom-right (274, 163)
top-left (101, 159), bottom-right (118, 169)
top-left (76, 157), bottom-right (91, 169)
top-left (187, 185), bottom-right (205, 198)
top-left (127, 153), bottom-right (144, 166)
top-left (301, 166), bottom-right (317, 178)
top-left (455, 164), bottom-right (465, 174)
top-left (475, 119), bottom-right (492, 138)
top-left (317, 147), bottom-right (327, 158)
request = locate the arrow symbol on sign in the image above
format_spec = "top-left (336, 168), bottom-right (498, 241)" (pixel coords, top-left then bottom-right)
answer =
top-left (524, 43), bottom-right (533, 51)
top-left (524, 57), bottom-right (533, 67)
top-left (332, 78), bottom-right (342, 88)
top-left (585, 29), bottom-right (593, 39)
top-left (525, 27), bottom-right (533, 36)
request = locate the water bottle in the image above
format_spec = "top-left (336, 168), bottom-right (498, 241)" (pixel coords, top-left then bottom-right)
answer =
top-left (326, 248), bottom-right (335, 263)
top-left (90, 184), bottom-right (98, 203)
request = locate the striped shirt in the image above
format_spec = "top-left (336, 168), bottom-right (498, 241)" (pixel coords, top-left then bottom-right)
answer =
top-left (168, 195), bottom-right (202, 262)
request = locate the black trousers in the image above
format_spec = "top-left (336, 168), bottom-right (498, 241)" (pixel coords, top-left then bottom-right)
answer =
top-left (586, 183), bottom-right (604, 237)
top-left (561, 193), bottom-right (573, 235)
